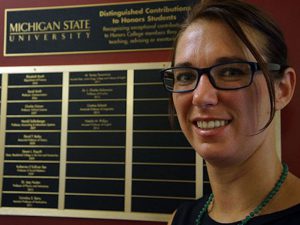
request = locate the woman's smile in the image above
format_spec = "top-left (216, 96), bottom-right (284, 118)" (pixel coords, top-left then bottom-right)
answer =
top-left (195, 119), bottom-right (230, 130)
top-left (190, 115), bottom-right (232, 140)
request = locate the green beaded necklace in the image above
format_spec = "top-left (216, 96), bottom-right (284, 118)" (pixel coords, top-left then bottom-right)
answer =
top-left (195, 163), bottom-right (289, 225)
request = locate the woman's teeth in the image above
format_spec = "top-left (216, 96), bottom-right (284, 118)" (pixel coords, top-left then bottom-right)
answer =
top-left (197, 120), bottom-right (229, 129)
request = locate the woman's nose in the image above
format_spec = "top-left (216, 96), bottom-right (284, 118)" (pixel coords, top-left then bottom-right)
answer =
top-left (192, 75), bottom-right (218, 108)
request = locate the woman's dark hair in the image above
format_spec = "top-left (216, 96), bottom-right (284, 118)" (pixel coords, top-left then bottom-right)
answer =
top-left (169, 0), bottom-right (288, 131)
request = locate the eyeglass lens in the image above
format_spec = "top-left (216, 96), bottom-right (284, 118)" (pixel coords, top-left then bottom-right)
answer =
top-left (163, 62), bottom-right (253, 92)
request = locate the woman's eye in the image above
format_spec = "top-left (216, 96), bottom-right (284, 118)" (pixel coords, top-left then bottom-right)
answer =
top-left (175, 72), bottom-right (197, 83)
top-left (223, 68), bottom-right (242, 76)
top-left (217, 67), bottom-right (247, 80)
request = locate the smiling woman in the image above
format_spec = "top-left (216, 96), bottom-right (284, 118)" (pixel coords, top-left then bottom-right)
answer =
top-left (161, 0), bottom-right (300, 224)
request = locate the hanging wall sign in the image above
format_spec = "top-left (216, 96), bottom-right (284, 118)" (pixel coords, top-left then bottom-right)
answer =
top-left (4, 0), bottom-right (194, 56)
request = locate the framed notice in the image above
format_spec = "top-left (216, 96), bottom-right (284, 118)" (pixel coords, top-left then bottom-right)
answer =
top-left (0, 63), bottom-right (210, 222)
top-left (4, 0), bottom-right (196, 56)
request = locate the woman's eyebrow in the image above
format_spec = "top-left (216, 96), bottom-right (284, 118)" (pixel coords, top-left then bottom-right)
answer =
top-left (173, 62), bottom-right (194, 67)
top-left (214, 56), bottom-right (248, 64)
top-left (174, 57), bottom-right (249, 68)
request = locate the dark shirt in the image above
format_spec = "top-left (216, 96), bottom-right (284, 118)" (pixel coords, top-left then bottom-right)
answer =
top-left (172, 195), bottom-right (300, 225)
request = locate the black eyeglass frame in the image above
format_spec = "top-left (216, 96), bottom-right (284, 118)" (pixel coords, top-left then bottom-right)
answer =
top-left (161, 61), bottom-right (282, 93)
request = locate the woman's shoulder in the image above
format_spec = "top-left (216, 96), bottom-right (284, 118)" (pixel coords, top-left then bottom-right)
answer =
top-left (169, 195), bottom-right (210, 225)
top-left (256, 203), bottom-right (300, 224)
top-left (167, 195), bottom-right (300, 225)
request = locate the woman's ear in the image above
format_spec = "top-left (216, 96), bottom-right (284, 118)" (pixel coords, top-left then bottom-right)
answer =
top-left (275, 67), bottom-right (297, 110)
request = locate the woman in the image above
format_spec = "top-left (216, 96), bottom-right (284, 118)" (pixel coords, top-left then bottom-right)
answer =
top-left (160, 0), bottom-right (300, 224)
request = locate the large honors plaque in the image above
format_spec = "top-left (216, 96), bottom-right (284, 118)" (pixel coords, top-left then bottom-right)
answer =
top-left (0, 63), bottom-right (207, 222)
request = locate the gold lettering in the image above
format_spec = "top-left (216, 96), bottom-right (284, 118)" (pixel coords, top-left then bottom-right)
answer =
top-left (9, 21), bottom-right (61, 32)
top-left (63, 19), bottom-right (91, 30)
top-left (121, 17), bottom-right (145, 24)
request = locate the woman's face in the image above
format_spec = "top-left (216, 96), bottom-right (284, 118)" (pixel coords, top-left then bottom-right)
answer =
top-left (173, 20), bottom-right (272, 167)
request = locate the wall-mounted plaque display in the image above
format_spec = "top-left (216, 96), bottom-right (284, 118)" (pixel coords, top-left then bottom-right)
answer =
top-left (2, 72), bottom-right (62, 208)
top-left (4, 0), bottom-right (196, 56)
top-left (132, 69), bottom-right (194, 213)
top-left (66, 70), bottom-right (127, 211)
top-left (0, 63), bottom-right (207, 222)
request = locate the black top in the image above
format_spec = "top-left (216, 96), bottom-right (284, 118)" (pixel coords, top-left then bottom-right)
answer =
top-left (172, 195), bottom-right (300, 225)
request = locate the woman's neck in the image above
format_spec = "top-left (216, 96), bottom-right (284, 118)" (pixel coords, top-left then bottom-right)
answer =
top-left (206, 148), bottom-right (283, 223)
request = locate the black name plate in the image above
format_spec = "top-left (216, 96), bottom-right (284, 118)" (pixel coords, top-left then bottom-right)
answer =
top-left (8, 73), bottom-right (63, 85)
top-left (2, 194), bottom-right (58, 208)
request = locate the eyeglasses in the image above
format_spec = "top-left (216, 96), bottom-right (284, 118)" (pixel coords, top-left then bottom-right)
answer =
top-left (161, 61), bottom-right (281, 93)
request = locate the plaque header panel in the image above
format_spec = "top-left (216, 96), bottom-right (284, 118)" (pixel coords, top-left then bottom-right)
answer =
top-left (4, 1), bottom-right (194, 56)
